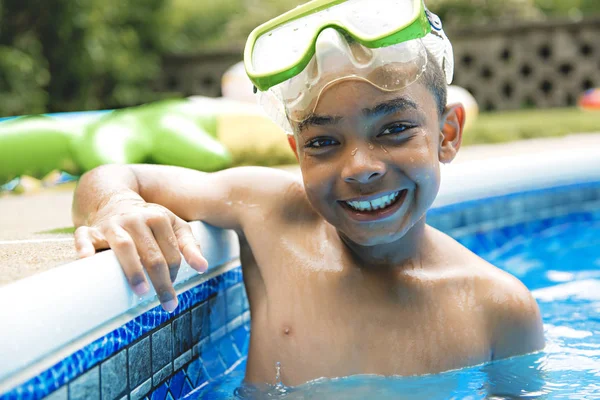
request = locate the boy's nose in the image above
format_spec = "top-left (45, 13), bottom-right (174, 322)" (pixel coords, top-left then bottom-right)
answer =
top-left (342, 151), bottom-right (386, 184)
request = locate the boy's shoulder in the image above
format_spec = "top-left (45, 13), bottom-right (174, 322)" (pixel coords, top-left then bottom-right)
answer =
top-left (427, 226), bottom-right (528, 289)
top-left (429, 227), bottom-right (544, 358)
top-left (225, 166), bottom-right (318, 222)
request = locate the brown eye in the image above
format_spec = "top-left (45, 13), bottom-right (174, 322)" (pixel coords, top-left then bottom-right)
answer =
top-left (380, 123), bottom-right (411, 136)
top-left (306, 138), bottom-right (339, 149)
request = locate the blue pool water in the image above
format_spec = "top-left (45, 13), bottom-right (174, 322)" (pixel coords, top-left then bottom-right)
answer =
top-left (188, 208), bottom-right (600, 399)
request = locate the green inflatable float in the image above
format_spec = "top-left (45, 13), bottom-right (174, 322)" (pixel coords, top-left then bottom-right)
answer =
top-left (0, 116), bottom-right (80, 183)
top-left (0, 99), bottom-right (233, 185)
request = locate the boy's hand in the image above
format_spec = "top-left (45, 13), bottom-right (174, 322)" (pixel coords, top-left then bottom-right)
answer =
top-left (74, 199), bottom-right (208, 313)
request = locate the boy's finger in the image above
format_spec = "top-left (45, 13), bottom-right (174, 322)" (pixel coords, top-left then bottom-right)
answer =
top-left (101, 224), bottom-right (151, 298)
top-left (126, 222), bottom-right (178, 313)
top-left (148, 216), bottom-right (182, 283)
top-left (74, 226), bottom-right (107, 258)
top-left (174, 221), bottom-right (208, 273)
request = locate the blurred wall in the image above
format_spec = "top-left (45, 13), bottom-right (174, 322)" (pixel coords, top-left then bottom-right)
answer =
top-left (450, 18), bottom-right (600, 111)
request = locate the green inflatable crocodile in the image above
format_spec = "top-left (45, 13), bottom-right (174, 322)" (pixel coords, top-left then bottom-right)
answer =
top-left (0, 99), bottom-right (233, 184)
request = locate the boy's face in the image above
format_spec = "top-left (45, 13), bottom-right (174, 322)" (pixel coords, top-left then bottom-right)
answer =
top-left (290, 80), bottom-right (464, 246)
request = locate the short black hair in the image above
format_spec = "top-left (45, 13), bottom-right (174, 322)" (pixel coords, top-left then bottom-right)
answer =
top-left (419, 51), bottom-right (448, 117)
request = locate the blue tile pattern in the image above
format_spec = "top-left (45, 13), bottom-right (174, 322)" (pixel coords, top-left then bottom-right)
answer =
top-left (457, 209), bottom-right (600, 259)
top-left (2, 267), bottom-right (242, 400)
top-left (150, 383), bottom-right (168, 400)
top-left (146, 323), bottom-right (250, 400)
top-left (428, 181), bottom-right (600, 234)
top-left (129, 337), bottom-right (151, 389)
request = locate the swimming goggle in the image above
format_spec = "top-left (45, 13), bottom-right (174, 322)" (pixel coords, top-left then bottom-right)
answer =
top-left (244, 0), bottom-right (454, 133)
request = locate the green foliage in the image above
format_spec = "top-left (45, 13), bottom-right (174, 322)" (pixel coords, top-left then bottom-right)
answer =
top-left (162, 0), bottom-right (244, 51)
top-left (426, 0), bottom-right (542, 25)
top-left (0, 0), bottom-right (170, 116)
top-left (533, 0), bottom-right (600, 18)
top-left (0, 45), bottom-right (49, 116)
top-left (163, 0), bottom-right (308, 51)
top-left (0, 0), bottom-right (598, 116)
top-left (426, 0), bottom-right (600, 25)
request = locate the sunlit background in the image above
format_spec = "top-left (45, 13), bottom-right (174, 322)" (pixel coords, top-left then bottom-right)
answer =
top-left (0, 0), bottom-right (599, 187)
top-left (0, 0), bottom-right (598, 115)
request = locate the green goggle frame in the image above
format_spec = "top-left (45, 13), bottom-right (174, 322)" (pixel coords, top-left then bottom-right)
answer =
top-left (244, 0), bottom-right (432, 92)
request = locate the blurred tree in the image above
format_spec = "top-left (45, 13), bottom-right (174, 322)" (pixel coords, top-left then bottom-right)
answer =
top-left (427, 0), bottom-right (600, 24)
top-left (0, 0), bottom-right (170, 116)
top-left (79, 0), bottom-right (169, 108)
top-left (426, 0), bottom-right (543, 25)
top-left (0, 1), bottom-right (51, 115)
top-left (161, 0), bottom-right (244, 52)
top-left (533, 0), bottom-right (600, 19)
top-left (163, 0), bottom-right (308, 51)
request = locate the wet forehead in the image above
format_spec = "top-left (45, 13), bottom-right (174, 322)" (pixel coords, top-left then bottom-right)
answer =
top-left (310, 80), bottom-right (431, 122)
top-left (298, 97), bottom-right (419, 132)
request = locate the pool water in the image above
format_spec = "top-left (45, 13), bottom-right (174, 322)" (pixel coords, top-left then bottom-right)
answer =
top-left (187, 208), bottom-right (600, 399)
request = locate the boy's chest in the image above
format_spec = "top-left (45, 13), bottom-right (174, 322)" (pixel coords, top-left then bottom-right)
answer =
top-left (241, 231), bottom-right (491, 384)
top-left (247, 263), bottom-right (491, 385)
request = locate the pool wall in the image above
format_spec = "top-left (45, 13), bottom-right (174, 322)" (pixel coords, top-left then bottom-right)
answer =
top-left (1, 148), bottom-right (599, 399)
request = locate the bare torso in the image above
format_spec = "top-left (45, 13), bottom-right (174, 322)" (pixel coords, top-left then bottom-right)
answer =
top-left (236, 184), bottom-right (502, 386)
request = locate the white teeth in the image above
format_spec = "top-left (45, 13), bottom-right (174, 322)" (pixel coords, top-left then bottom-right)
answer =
top-left (371, 198), bottom-right (384, 209)
top-left (345, 191), bottom-right (402, 212)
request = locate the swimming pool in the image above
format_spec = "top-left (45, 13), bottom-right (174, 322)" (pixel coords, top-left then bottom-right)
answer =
top-left (1, 148), bottom-right (599, 399)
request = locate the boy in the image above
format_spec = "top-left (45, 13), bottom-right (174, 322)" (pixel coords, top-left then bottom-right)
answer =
top-left (72, 0), bottom-right (544, 387)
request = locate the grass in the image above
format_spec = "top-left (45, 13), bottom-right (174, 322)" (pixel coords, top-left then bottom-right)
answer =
top-left (37, 226), bottom-right (76, 234)
top-left (228, 108), bottom-right (600, 167)
top-left (231, 146), bottom-right (297, 168)
top-left (462, 107), bottom-right (600, 146)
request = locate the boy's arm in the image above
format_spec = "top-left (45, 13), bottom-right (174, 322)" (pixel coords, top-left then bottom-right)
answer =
top-left (72, 164), bottom-right (297, 312)
top-left (486, 274), bottom-right (545, 360)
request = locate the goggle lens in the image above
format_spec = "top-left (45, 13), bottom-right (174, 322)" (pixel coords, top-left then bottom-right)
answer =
top-left (251, 0), bottom-right (422, 77)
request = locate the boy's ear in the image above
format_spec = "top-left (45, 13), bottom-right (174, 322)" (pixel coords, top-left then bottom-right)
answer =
top-left (287, 134), bottom-right (299, 161)
top-left (438, 103), bottom-right (466, 164)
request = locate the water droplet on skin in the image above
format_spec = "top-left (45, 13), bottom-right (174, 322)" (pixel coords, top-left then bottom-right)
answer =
top-left (368, 143), bottom-right (374, 150)
top-left (351, 148), bottom-right (358, 156)
top-left (381, 145), bottom-right (388, 153)
top-left (275, 362), bottom-right (282, 383)
top-left (274, 361), bottom-right (287, 393)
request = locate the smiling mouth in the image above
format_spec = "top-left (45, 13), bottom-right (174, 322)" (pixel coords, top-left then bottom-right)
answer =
top-left (342, 189), bottom-right (408, 214)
